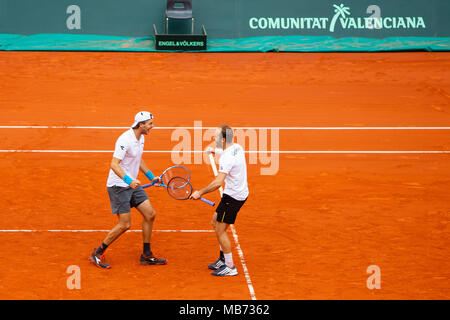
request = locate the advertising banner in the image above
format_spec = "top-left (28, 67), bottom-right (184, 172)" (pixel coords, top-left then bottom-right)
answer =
top-left (0, 1), bottom-right (448, 51)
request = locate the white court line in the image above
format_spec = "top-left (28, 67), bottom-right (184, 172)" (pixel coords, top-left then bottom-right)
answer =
top-left (209, 153), bottom-right (257, 301)
top-left (0, 229), bottom-right (214, 233)
top-left (1, 126), bottom-right (450, 130)
top-left (0, 150), bottom-right (449, 154)
top-left (1, 126), bottom-right (448, 154)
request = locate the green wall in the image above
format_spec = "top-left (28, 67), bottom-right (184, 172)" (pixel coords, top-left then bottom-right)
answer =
top-left (1, 0), bottom-right (449, 39)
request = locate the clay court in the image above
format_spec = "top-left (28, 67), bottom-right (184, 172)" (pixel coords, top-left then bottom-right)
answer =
top-left (0, 52), bottom-right (449, 299)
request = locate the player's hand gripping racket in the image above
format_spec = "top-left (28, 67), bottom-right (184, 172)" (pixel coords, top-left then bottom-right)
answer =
top-left (141, 165), bottom-right (190, 188)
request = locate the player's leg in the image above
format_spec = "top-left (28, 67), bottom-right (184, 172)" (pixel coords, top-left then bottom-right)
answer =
top-left (103, 212), bottom-right (132, 246)
top-left (136, 199), bottom-right (156, 251)
top-left (211, 211), bottom-right (224, 258)
top-left (135, 197), bottom-right (167, 265)
top-left (90, 212), bottom-right (131, 269)
top-left (211, 221), bottom-right (238, 276)
top-left (90, 187), bottom-right (134, 269)
top-left (214, 222), bottom-right (232, 264)
top-left (136, 200), bottom-right (155, 243)
top-left (103, 186), bottom-right (134, 246)
top-left (208, 212), bottom-right (226, 270)
top-left (210, 194), bottom-right (234, 266)
top-left (210, 194), bottom-right (245, 276)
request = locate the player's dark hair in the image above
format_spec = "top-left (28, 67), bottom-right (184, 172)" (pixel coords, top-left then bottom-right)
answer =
top-left (220, 125), bottom-right (234, 144)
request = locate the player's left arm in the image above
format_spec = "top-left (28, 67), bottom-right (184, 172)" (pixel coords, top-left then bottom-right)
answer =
top-left (191, 173), bottom-right (226, 199)
top-left (139, 158), bottom-right (150, 174)
top-left (140, 159), bottom-right (160, 184)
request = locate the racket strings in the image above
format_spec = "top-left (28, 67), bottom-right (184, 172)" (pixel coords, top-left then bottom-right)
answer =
top-left (167, 177), bottom-right (193, 200)
top-left (162, 166), bottom-right (190, 186)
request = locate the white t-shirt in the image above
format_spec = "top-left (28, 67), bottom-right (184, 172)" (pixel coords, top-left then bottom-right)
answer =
top-left (218, 143), bottom-right (249, 201)
top-left (106, 129), bottom-right (145, 187)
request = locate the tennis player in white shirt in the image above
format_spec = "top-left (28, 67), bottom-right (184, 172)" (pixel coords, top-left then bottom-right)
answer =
top-left (191, 125), bottom-right (249, 277)
top-left (90, 111), bottom-right (166, 269)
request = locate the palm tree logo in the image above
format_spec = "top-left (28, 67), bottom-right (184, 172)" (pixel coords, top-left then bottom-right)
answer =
top-left (329, 4), bottom-right (351, 32)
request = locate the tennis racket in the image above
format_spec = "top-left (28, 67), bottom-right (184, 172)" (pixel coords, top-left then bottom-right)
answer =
top-left (141, 165), bottom-right (190, 188)
top-left (141, 165), bottom-right (214, 206)
top-left (166, 177), bottom-right (215, 206)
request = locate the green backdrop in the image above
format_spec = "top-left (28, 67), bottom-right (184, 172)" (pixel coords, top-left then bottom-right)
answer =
top-left (1, 0), bottom-right (449, 51)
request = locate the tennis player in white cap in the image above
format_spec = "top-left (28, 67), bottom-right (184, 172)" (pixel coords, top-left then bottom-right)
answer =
top-left (90, 111), bottom-right (167, 269)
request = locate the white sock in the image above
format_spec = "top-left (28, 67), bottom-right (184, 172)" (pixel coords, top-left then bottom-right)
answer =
top-left (224, 253), bottom-right (233, 268)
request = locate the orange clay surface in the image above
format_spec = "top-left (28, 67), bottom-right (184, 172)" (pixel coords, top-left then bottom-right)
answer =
top-left (0, 52), bottom-right (449, 299)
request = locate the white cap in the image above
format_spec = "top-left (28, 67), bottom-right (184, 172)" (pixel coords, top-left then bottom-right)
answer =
top-left (131, 111), bottom-right (153, 128)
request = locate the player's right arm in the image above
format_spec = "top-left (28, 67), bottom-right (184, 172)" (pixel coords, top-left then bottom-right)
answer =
top-left (110, 157), bottom-right (141, 189)
top-left (191, 172), bottom-right (226, 199)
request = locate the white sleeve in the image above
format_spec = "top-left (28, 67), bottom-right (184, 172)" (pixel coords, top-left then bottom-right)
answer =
top-left (214, 148), bottom-right (224, 156)
top-left (112, 137), bottom-right (128, 160)
top-left (218, 153), bottom-right (234, 174)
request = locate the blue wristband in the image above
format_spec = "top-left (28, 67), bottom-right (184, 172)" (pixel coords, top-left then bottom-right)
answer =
top-left (123, 174), bottom-right (133, 185)
top-left (145, 170), bottom-right (155, 180)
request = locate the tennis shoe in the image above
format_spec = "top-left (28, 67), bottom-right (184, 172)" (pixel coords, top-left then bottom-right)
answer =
top-left (140, 254), bottom-right (167, 265)
top-left (211, 264), bottom-right (238, 276)
top-left (90, 249), bottom-right (111, 269)
top-left (208, 258), bottom-right (225, 270)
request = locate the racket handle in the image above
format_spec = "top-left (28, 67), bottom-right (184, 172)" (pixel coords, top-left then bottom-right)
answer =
top-left (143, 182), bottom-right (163, 189)
top-left (200, 197), bottom-right (215, 206)
top-left (146, 177), bottom-right (162, 187)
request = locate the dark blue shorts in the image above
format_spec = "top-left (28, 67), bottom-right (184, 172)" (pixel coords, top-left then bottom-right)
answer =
top-left (107, 186), bottom-right (149, 214)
